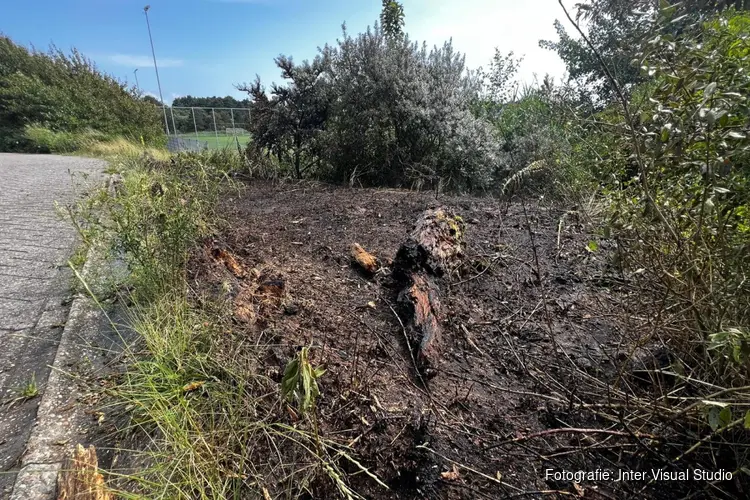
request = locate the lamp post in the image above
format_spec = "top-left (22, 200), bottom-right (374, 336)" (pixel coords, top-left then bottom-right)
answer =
top-left (143, 5), bottom-right (170, 135)
top-left (133, 68), bottom-right (140, 92)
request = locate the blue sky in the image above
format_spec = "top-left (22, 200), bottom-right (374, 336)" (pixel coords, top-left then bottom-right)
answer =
top-left (2, 0), bottom-right (572, 104)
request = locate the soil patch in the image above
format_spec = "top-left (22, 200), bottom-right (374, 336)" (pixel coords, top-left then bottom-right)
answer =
top-left (185, 179), bottom-right (715, 499)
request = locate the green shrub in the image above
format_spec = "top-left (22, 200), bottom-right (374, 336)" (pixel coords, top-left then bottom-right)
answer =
top-left (0, 127), bottom-right (33, 152)
top-left (604, 10), bottom-right (750, 340)
top-left (474, 81), bottom-right (597, 198)
top-left (565, 10), bottom-right (750, 483)
top-left (565, 7), bottom-right (750, 348)
top-left (94, 151), bottom-right (237, 300)
top-left (0, 36), bottom-right (164, 151)
top-left (240, 21), bottom-right (502, 191)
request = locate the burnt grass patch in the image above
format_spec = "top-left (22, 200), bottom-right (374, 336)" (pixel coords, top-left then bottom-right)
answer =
top-left (183, 179), bottom-right (743, 499)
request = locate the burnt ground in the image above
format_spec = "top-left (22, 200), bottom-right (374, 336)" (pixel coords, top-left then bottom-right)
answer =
top-left (185, 179), bottom-right (740, 500)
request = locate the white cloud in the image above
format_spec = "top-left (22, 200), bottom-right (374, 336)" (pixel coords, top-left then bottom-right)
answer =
top-left (406, 0), bottom-right (575, 85)
top-left (109, 54), bottom-right (183, 68)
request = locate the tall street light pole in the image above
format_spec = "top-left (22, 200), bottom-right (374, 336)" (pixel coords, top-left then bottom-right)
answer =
top-left (133, 68), bottom-right (140, 92)
top-left (143, 5), bottom-right (170, 135)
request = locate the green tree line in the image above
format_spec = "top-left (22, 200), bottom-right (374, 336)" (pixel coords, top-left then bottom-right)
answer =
top-left (169, 95), bottom-right (251, 134)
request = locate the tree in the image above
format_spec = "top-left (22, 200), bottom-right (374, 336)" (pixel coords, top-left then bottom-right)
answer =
top-left (540, 1), bottom-right (651, 102)
top-left (540, 0), bottom-right (749, 103)
top-left (380, 0), bottom-right (405, 40)
top-left (238, 54), bottom-right (331, 178)
top-left (167, 95), bottom-right (252, 133)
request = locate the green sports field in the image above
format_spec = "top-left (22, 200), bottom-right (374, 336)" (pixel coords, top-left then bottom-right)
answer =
top-left (177, 131), bottom-right (251, 150)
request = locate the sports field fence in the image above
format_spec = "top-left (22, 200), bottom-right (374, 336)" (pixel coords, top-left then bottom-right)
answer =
top-left (164, 106), bottom-right (252, 153)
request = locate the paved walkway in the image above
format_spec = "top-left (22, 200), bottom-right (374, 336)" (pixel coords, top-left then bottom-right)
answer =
top-left (0, 154), bottom-right (104, 498)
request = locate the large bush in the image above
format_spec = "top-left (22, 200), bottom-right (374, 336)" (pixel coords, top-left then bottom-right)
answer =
top-left (561, 12), bottom-right (750, 476)
top-left (593, 9), bottom-right (750, 338)
top-left (0, 36), bottom-right (164, 150)
top-left (240, 23), bottom-right (503, 192)
top-left (319, 25), bottom-right (501, 191)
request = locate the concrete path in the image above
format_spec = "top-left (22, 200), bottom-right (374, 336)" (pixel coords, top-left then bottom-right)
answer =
top-left (0, 154), bottom-right (105, 498)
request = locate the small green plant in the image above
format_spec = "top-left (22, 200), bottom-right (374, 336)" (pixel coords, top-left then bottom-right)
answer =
top-left (281, 346), bottom-right (326, 415)
top-left (20, 373), bottom-right (38, 399)
top-left (69, 242), bottom-right (88, 270)
top-left (709, 328), bottom-right (750, 366)
top-left (2, 373), bottom-right (40, 409)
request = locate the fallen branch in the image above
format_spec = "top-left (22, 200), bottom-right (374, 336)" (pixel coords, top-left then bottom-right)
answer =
top-left (350, 243), bottom-right (378, 275)
top-left (391, 208), bottom-right (465, 378)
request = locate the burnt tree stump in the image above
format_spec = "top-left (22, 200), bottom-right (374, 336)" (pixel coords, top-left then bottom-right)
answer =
top-left (398, 273), bottom-right (442, 376)
top-left (393, 208), bottom-right (465, 378)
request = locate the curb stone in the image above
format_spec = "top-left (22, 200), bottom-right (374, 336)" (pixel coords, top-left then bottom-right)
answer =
top-left (10, 176), bottom-right (120, 500)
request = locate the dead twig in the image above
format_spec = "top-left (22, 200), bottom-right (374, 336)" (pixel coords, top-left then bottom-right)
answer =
top-left (451, 253), bottom-right (504, 286)
top-left (416, 444), bottom-right (521, 492)
top-left (460, 324), bottom-right (486, 356)
top-left (485, 427), bottom-right (658, 450)
top-left (503, 490), bottom-right (576, 499)
top-left (673, 417), bottom-right (745, 463)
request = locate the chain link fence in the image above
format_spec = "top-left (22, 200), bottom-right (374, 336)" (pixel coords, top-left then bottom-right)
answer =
top-left (165, 106), bottom-right (252, 153)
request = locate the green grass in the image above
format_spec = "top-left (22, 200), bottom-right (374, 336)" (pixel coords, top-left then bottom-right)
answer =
top-left (177, 131), bottom-right (251, 150)
top-left (75, 150), bottom-right (384, 498)
top-left (24, 125), bottom-right (110, 153)
top-left (22, 124), bottom-right (171, 161)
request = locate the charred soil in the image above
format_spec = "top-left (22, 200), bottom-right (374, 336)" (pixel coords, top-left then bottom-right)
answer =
top-left (183, 179), bottom-right (736, 500)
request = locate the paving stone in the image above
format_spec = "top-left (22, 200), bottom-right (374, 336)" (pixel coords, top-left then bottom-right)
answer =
top-left (0, 153), bottom-right (104, 497)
